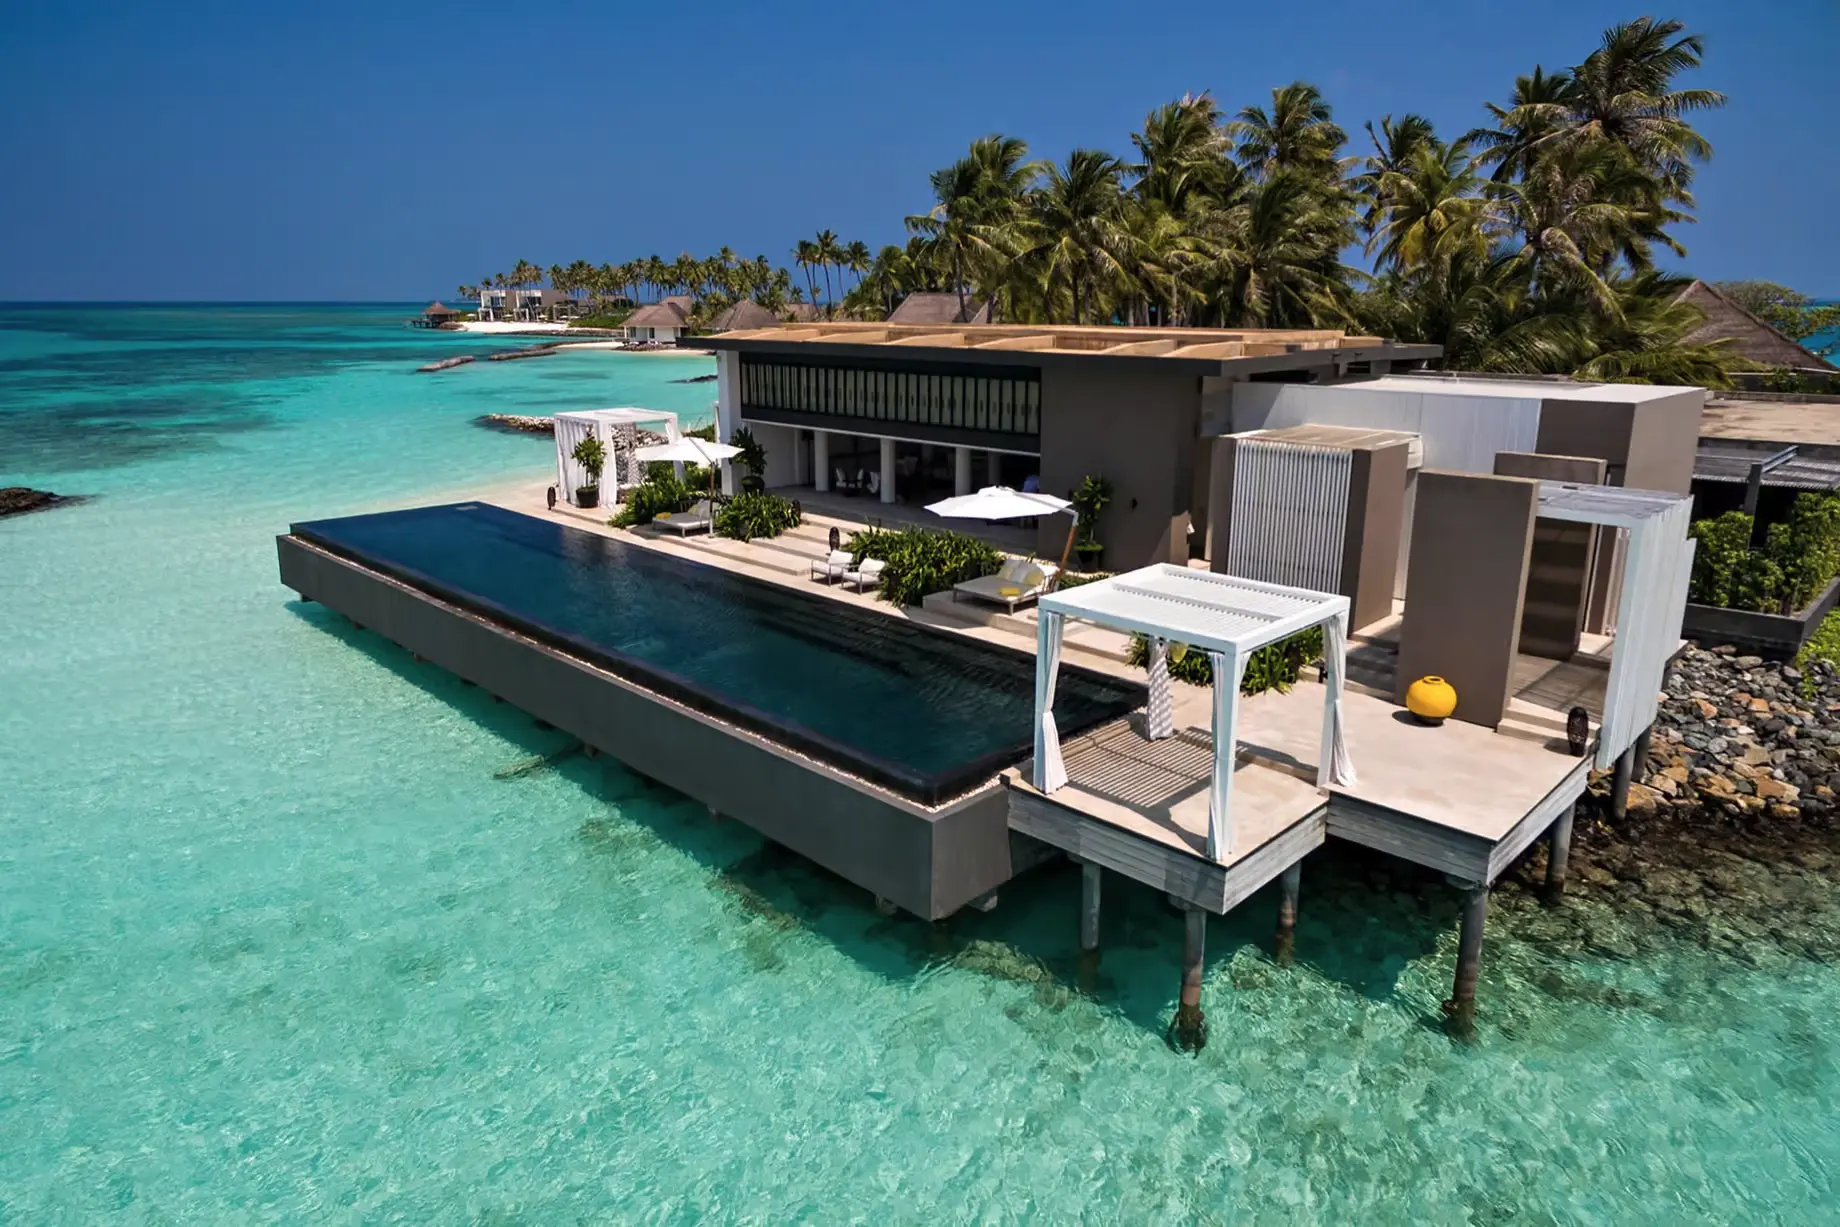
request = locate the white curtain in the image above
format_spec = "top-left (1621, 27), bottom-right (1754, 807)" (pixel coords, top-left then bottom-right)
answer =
top-left (1321, 614), bottom-right (1357, 788)
top-left (1205, 649), bottom-right (1246, 862)
top-left (1146, 636), bottom-right (1173, 740)
top-left (1035, 611), bottom-right (1069, 792)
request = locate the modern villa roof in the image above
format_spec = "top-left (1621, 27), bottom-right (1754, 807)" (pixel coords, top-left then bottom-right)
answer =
top-left (1674, 280), bottom-right (1837, 372)
top-left (688, 321), bottom-right (1440, 375)
top-left (887, 292), bottom-right (992, 325)
top-left (626, 301), bottom-right (690, 328)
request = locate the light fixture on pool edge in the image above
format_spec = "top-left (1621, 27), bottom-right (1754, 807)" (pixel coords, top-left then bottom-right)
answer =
top-left (1405, 676), bottom-right (1457, 726)
top-left (1567, 706), bottom-right (1590, 756)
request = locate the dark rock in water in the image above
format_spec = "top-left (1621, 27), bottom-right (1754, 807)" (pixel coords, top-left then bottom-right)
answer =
top-left (671, 373), bottom-right (718, 384)
top-left (0, 487), bottom-right (84, 518)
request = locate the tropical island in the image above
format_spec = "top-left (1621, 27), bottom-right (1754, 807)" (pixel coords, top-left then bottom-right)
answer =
top-left (448, 16), bottom-right (1834, 388)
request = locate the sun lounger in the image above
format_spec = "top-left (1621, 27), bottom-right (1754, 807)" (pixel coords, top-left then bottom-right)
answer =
top-left (842, 557), bottom-right (886, 593)
top-left (810, 548), bottom-right (852, 583)
top-left (953, 559), bottom-right (1059, 613)
top-left (655, 499), bottom-right (713, 536)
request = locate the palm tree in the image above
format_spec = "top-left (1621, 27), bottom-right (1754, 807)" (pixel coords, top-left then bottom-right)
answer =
top-left (812, 230), bottom-right (844, 314)
top-left (1022, 149), bottom-right (1129, 325)
top-left (1206, 170), bottom-right (1354, 328)
top-left (906, 134), bottom-right (1039, 321)
top-left (793, 239), bottom-right (820, 306)
top-left (1226, 82), bottom-right (1346, 179)
top-left (1366, 137), bottom-right (1492, 273)
top-left (1131, 92), bottom-right (1230, 216)
top-left (1353, 113), bottom-right (1437, 231)
top-left (1469, 67), bottom-right (1574, 183)
top-left (1560, 16), bottom-right (1725, 202)
top-left (843, 239), bottom-right (871, 304)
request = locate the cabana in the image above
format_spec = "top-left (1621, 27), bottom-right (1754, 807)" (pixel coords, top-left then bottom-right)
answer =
top-left (1034, 565), bottom-right (1355, 862)
top-left (553, 408), bottom-right (681, 507)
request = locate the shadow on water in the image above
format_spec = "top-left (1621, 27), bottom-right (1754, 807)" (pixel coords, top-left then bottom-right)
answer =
top-left (283, 598), bottom-right (1693, 1046)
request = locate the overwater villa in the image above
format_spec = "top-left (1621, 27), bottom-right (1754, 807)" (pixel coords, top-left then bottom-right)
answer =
top-left (278, 321), bottom-right (1706, 1044)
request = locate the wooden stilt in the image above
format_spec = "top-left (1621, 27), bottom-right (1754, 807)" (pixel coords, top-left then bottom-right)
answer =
top-left (1442, 879), bottom-right (1489, 1036)
top-left (1170, 906), bottom-right (1208, 1052)
top-left (1631, 724), bottom-right (1653, 774)
top-left (1609, 745), bottom-right (1635, 820)
top-left (1079, 861), bottom-right (1101, 953)
top-left (1275, 861), bottom-right (1302, 966)
top-left (1545, 805), bottom-right (1575, 905)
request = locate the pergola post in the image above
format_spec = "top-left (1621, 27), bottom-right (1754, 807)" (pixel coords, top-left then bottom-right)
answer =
top-left (1205, 648), bottom-right (1246, 862)
top-left (1034, 611), bottom-right (1068, 793)
top-left (813, 430), bottom-right (830, 492)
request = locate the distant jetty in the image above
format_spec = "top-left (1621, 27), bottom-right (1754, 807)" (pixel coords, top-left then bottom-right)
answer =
top-left (476, 414), bottom-right (553, 435)
top-left (1, 487), bottom-right (85, 518)
top-left (417, 355), bottom-right (476, 373)
top-left (487, 344), bottom-right (560, 362)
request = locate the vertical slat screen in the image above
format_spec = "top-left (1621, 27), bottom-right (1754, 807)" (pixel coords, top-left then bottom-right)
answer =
top-left (1225, 441), bottom-right (1352, 593)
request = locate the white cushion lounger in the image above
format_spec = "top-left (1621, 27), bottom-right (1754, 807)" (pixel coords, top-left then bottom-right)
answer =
top-left (953, 559), bottom-right (1059, 613)
top-left (655, 499), bottom-right (714, 536)
top-left (810, 549), bottom-right (852, 583)
top-left (842, 557), bottom-right (886, 593)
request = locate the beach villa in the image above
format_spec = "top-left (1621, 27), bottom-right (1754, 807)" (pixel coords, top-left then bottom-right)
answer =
top-left (280, 317), bottom-right (1711, 1042)
top-left (624, 299), bottom-right (690, 344)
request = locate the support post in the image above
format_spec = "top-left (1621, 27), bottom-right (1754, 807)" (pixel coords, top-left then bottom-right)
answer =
top-left (1544, 805), bottom-right (1575, 904)
top-left (954, 446), bottom-right (973, 496)
top-left (1442, 879), bottom-right (1489, 1036)
top-left (1079, 860), bottom-right (1102, 952)
top-left (813, 430), bottom-right (830, 493)
top-left (1609, 744), bottom-right (1635, 821)
top-left (985, 449), bottom-right (1002, 487)
top-left (1170, 906), bottom-right (1208, 1052)
top-left (1275, 861), bottom-right (1302, 966)
top-left (1631, 724), bottom-right (1653, 776)
top-left (879, 437), bottom-right (897, 505)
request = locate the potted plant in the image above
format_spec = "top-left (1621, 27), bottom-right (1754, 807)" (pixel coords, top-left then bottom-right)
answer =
top-left (1069, 474), bottom-right (1112, 570)
top-left (731, 426), bottom-right (768, 495)
top-left (571, 434), bottom-right (607, 508)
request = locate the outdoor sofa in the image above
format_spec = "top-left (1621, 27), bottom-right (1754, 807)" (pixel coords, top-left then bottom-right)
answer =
top-left (953, 558), bottom-right (1059, 613)
top-left (655, 499), bottom-right (714, 536)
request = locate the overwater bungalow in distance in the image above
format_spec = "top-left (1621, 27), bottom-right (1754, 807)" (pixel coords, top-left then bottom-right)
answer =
top-left (280, 318), bottom-right (1709, 1044)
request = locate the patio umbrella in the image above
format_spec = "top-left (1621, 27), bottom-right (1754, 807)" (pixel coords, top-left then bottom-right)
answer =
top-left (925, 485), bottom-right (1081, 581)
top-left (633, 437), bottom-right (744, 505)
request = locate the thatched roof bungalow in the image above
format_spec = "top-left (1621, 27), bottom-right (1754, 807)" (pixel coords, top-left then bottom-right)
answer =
top-left (1675, 280), bottom-right (1837, 372)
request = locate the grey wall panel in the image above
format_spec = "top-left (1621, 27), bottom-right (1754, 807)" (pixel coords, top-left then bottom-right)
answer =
top-left (1396, 471), bottom-right (1538, 728)
top-left (1492, 451), bottom-right (1609, 658)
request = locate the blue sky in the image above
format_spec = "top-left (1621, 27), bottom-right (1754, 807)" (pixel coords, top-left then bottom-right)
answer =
top-left (0, 0), bottom-right (1833, 301)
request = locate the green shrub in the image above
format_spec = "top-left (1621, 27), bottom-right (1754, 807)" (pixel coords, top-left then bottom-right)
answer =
top-left (610, 473), bottom-right (696, 527)
top-left (1055, 570), bottom-right (1110, 590)
top-left (847, 526), bottom-right (1003, 607)
top-left (715, 492), bottom-right (801, 541)
top-left (1125, 627), bottom-right (1325, 695)
top-left (1689, 493), bottom-right (1840, 613)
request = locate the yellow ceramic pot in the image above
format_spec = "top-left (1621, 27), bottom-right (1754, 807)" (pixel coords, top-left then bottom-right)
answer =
top-left (1406, 675), bottom-right (1458, 725)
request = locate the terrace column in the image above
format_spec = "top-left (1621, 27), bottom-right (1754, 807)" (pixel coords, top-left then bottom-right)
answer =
top-left (1442, 878), bottom-right (1490, 1038)
top-left (879, 437), bottom-right (897, 504)
top-left (1171, 906), bottom-right (1208, 1052)
top-left (813, 430), bottom-right (830, 492)
top-left (986, 449), bottom-right (1003, 487)
top-left (955, 446), bottom-right (973, 496)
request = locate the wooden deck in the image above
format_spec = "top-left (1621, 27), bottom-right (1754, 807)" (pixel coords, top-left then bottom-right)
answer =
top-left (1004, 717), bottom-right (1327, 913)
top-left (1005, 678), bottom-right (1592, 911)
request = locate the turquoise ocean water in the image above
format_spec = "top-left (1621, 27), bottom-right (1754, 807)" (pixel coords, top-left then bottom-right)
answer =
top-left (3, 304), bottom-right (1839, 1222)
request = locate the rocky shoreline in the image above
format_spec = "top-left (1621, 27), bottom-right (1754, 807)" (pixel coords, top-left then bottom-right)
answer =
top-left (0, 487), bottom-right (85, 518)
top-left (475, 414), bottom-right (554, 435)
top-left (1619, 643), bottom-right (1839, 824)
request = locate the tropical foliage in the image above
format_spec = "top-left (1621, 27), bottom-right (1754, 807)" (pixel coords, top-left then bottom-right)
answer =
top-left (1689, 494), bottom-right (1840, 614)
top-left (610, 472), bottom-right (696, 528)
top-left (1125, 628), bottom-right (1326, 695)
top-left (714, 493), bottom-right (802, 541)
top-left (845, 527), bottom-right (1003, 607)
top-left (1714, 281), bottom-right (1840, 357)
top-left (462, 17), bottom-right (1818, 385)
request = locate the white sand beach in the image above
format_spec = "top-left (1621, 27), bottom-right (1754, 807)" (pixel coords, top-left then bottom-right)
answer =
top-left (455, 320), bottom-right (573, 334)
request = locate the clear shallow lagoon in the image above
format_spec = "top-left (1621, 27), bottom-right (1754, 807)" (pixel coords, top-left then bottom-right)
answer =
top-left (3, 304), bottom-right (1839, 1222)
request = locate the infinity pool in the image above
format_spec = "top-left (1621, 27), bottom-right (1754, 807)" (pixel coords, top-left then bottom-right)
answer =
top-left (289, 502), bottom-right (1142, 802)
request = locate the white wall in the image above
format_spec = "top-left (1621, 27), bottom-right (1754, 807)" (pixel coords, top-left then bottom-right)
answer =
top-left (1230, 383), bottom-right (1541, 474)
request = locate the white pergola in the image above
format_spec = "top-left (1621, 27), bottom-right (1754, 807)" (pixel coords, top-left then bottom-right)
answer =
top-left (1533, 482), bottom-right (1695, 770)
top-left (1034, 565), bottom-right (1355, 862)
top-left (554, 408), bottom-right (682, 506)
